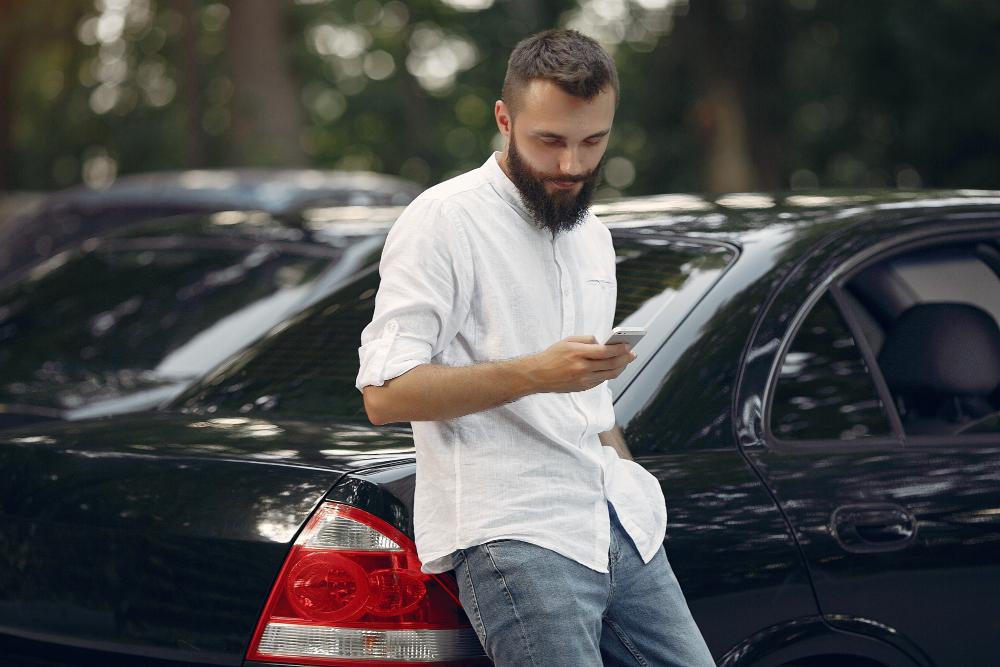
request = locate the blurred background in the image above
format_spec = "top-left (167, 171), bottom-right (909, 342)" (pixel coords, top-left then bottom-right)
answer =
top-left (2, 0), bottom-right (999, 200)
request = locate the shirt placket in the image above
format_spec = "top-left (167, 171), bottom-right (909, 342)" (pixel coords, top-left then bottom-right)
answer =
top-left (552, 236), bottom-right (575, 337)
top-left (553, 237), bottom-right (592, 449)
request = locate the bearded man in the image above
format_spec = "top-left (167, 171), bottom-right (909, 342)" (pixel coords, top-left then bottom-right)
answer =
top-left (356, 28), bottom-right (714, 667)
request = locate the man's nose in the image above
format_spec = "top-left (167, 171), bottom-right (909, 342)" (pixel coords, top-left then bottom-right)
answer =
top-left (558, 148), bottom-right (583, 177)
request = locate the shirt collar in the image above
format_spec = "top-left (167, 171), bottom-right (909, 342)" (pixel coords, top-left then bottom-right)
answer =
top-left (483, 152), bottom-right (534, 223)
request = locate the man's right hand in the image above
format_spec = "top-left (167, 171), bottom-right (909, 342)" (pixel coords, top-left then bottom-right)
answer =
top-left (363, 335), bottom-right (637, 425)
top-left (522, 335), bottom-right (637, 393)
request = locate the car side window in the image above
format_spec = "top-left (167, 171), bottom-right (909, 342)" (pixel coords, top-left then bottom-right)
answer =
top-left (847, 241), bottom-right (1000, 437)
top-left (770, 293), bottom-right (892, 441)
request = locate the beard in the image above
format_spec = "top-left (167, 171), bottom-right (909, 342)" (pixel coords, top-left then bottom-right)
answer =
top-left (506, 134), bottom-right (602, 236)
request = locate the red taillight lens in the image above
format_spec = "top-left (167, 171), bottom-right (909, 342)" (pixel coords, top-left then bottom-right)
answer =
top-left (367, 569), bottom-right (427, 616)
top-left (286, 552), bottom-right (372, 622)
top-left (245, 502), bottom-right (488, 666)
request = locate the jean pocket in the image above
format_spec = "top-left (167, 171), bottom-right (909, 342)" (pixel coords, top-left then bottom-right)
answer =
top-left (481, 538), bottom-right (554, 576)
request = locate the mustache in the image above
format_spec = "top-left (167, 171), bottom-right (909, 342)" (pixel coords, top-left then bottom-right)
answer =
top-left (542, 171), bottom-right (593, 183)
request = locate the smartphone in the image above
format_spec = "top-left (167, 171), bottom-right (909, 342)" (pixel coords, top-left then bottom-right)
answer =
top-left (604, 326), bottom-right (646, 348)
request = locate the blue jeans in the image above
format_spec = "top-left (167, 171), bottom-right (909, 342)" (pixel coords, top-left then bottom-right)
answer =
top-left (451, 504), bottom-right (715, 666)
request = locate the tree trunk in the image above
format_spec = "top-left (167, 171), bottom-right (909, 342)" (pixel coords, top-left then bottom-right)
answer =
top-left (174, 0), bottom-right (207, 167)
top-left (226, 0), bottom-right (305, 166)
top-left (0, 0), bottom-right (20, 191)
top-left (682, 0), bottom-right (758, 193)
top-left (699, 79), bottom-right (755, 193)
top-left (743, 0), bottom-right (788, 191)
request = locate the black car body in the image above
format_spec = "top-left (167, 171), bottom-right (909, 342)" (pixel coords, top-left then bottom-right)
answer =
top-left (0, 169), bottom-right (420, 283)
top-left (0, 170), bottom-right (415, 430)
top-left (2, 190), bottom-right (1000, 666)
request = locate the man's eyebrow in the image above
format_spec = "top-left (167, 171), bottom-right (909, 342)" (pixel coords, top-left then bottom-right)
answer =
top-left (531, 129), bottom-right (611, 140)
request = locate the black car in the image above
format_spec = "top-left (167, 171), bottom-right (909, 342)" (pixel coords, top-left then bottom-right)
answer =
top-left (0, 168), bottom-right (420, 283)
top-left (2, 190), bottom-right (1000, 667)
top-left (0, 170), bottom-right (414, 430)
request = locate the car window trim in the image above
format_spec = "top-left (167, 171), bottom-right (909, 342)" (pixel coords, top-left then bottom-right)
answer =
top-left (828, 284), bottom-right (905, 438)
top-left (762, 217), bottom-right (1000, 452)
top-left (762, 289), bottom-right (901, 450)
top-left (604, 230), bottom-right (741, 401)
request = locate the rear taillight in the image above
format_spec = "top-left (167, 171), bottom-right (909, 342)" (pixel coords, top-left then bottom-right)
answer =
top-left (246, 502), bottom-right (488, 666)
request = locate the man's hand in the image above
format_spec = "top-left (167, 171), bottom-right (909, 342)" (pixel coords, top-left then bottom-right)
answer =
top-left (524, 335), bottom-right (637, 393)
top-left (363, 335), bottom-right (637, 425)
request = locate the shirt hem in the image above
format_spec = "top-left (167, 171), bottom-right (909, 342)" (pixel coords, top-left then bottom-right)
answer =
top-left (418, 535), bottom-right (611, 575)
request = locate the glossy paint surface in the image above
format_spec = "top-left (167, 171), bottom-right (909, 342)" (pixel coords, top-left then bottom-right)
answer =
top-left (735, 210), bottom-right (1000, 667)
top-left (0, 414), bottom-right (414, 663)
top-left (4, 191), bottom-right (1000, 666)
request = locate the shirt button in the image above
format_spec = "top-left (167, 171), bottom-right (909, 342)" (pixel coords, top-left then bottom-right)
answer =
top-left (386, 320), bottom-right (398, 333)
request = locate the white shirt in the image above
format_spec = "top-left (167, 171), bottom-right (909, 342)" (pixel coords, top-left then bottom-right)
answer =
top-left (356, 153), bottom-right (666, 574)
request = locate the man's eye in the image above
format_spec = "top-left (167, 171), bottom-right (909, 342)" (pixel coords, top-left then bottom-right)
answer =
top-left (584, 137), bottom-right (603, 145)
top-left (541, 138), bottom-right (561, 145)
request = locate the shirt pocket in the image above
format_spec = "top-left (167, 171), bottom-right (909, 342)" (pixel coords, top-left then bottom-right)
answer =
top-left (582, 274), bottom-right (617, 343)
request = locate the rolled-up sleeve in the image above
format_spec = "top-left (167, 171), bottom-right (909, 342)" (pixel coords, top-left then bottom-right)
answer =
top-left (356, 198), bottom-right (472, 392)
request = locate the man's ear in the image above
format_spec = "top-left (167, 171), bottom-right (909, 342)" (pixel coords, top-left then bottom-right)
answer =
top-left (495, 100), bottom-right (512, 137)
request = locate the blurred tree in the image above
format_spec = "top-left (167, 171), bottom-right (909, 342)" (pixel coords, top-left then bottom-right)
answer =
top-left (680, 0), bottom-right (757, 192)
top-left (227, 0), bottom-right (305, 165)
top-left (175, 0), bottom-right (208, 166)
top-left (1, 2), bottom-right (90, 190)
top-left (1, 0), bottom-right (998, 196)
top-left (781, 0), bottom-right (1000, 190)
top-left (0, 0), bottom-right (16, 191)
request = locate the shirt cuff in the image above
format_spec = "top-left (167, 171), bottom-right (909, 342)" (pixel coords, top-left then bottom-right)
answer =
top-left (355, 319), bottom-right (434, 392)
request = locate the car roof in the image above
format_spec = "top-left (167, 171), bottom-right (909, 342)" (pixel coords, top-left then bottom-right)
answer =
top-left (593, 189), bottom-right (1000, 273)
top-left (24, 168), bottom-right (422, 214)
top-left (0, 169), bottom-right (420, 283)
top-left (595, 189), bottom-right (1000, 234)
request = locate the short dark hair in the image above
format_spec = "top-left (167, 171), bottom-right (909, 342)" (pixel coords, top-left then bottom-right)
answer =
top-left (502, 29), bottom-right (619, 113)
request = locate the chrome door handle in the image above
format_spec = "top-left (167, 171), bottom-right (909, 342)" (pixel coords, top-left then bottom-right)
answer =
top-left (831, 504), bottom-right (917, 553)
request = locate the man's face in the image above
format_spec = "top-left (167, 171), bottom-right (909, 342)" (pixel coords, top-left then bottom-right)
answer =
top-left (497, 79), bottom-right (615, 235)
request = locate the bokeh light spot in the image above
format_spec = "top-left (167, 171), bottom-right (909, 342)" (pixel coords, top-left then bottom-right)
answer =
top-left (455, 94), bottom-right (488, 127)
top-left (82, 148), bottom-right (118, 189)
top-left (440, 0), bottom-right (495, 11)
top-left (363, 51), bottom-right (396, 81)
top-left (604, 156), bottom-right (636, 189)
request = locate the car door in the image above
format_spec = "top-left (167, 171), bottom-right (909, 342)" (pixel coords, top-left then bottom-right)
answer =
top-left (739, 226), bottom-right (1000, 666)
top-left (606, 227), bottom-right (825, 661)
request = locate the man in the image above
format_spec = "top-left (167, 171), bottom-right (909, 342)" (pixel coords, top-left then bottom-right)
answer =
top-left (356, 29), bottom-right (714, 667)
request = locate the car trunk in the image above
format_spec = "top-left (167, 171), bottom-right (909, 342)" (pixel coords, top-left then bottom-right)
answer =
top-left (0, 412), bottom-right (415, 665)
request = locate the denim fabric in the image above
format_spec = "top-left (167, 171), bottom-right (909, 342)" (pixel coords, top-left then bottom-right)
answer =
top-left (451, 504), bottom-right (715, 666)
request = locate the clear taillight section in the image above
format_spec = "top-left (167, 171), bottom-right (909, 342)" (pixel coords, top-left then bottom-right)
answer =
top-left (246, 502), bottom-right (488, 666)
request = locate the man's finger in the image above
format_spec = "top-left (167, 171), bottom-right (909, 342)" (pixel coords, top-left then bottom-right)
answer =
top-left (587, 352), bottom-right (634, 373)
top-left (581, 343), bottom-right (631, 360)
top-left (591, 367), bottom-right (626, 382)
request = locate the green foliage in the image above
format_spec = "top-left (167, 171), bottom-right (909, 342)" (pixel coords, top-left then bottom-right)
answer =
top-left (2, 0), bottom-right (999, 195)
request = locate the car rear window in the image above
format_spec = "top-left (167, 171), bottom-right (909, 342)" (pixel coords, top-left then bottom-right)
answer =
top-left (0, 233), bottom-right (334, 411)
top-left (175, 235), bottom-right (736, 421)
